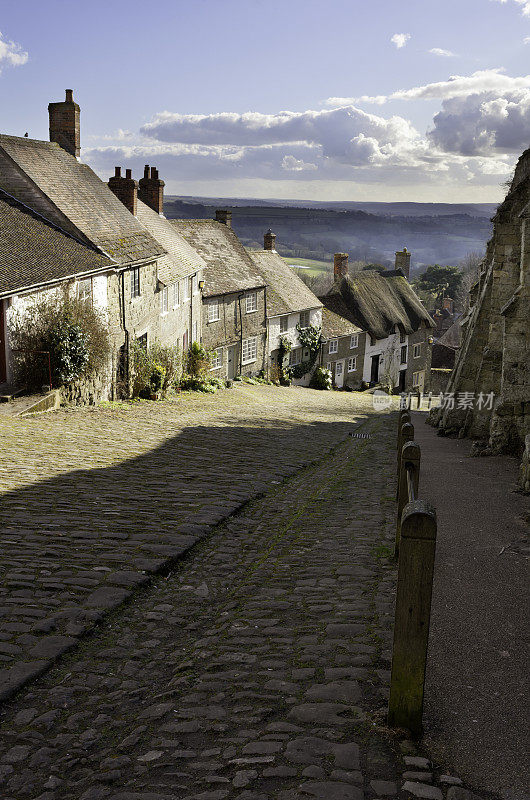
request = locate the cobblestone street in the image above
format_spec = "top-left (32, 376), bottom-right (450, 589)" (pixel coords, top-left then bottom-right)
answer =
top-left (0, 387), bottom-right (471, 799)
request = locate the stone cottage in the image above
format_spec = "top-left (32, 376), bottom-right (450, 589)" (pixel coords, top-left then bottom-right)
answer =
top-left (0, 90), bottom-right (204, 399)
top-left (171, 211), bottom-right (268, 380)
top-left (321, 252), bottom-right (434, 392)
top-left (250, 230), bottom-right (322, 386)
top-left (430, 147), bottom-right (529, 488)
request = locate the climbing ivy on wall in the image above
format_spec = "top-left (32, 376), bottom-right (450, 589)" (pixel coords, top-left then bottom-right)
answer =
top-left (287, 323), bottom-right (322, 380)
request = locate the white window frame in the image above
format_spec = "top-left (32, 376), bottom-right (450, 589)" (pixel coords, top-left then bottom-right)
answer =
top-left (279, 315), bottom-right (289, 333)
top-left (207, 299), bottom-right (220, 323)
top-left (401, 345), bottom-right (408, 365)
top-left (329, 339), bottom-right (338, 354)
top-left (77, 277), bottom-right (92, 303)
top-left (299, 310), bottom-right (310, 328)
top-left (211, 348), bottom-right (223, 370)
top-left (246, 292), bottom-right (257, 313)
top-left (412, 371), bottom-right (422, 388)
top-left (242, 336), bottom-right (257, 365)
top-left (192, 274), bottom-right (198, 295)
top-left (348, 356), bottom-right (357, 372)
top-left (172, 282), bottom-right (180, 308)
top-left (160, 286), bottom-right (168, 315)
top-left (130, 267), bottom-right (140, 299)
top-left (183, 278), bottom-right (191, 302)
top-left (413, 343), bottom-right (421, 358)
top-left (289, 347), bottom-right (302, 366)
top-left (350, 334), bottom-right (358, 349)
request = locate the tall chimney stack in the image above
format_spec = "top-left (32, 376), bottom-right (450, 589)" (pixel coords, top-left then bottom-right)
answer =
top-left (138, 164), bottom-right (165, 215)
top-left (264, 228), bottom-right (276, 251)
top-left (108, 166), bottom-right (138, 216)
top-left (334, 252), bottom-right (349, 280)
top-left (48, 89), bottom-right (80, 158)
top-left (395, 247), bottom-right (411, 279)
top-left (215, 209), bottom-right (232, 228)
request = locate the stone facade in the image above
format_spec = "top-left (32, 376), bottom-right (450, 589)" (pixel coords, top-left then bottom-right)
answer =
top-left (322, 332), bottom-right (367, 389)
top-left (203, 289), bottom-right (267, 380)
top-left (430, 148), bottom-right (529, 480)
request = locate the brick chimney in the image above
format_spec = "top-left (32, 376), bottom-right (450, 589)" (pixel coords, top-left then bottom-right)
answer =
top-left (264, 229), bottom-right (276, 251)
top-left (108, 167), bottom-right (138, 216)
top-left (138, 165), bottom-right (165, 215)
top-left (395, 247), bottom-right (411, 279)
top-left (215, 209), bottom-right (232, 228)
top-left (443, 296), bottom-right (454, 314)
top-left (48, 89), bottom-right (80, 158)
top-left (334, 252), bottom-right (349, 280)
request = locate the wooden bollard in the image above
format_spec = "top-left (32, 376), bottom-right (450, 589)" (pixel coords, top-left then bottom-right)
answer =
top-left (396, 417), bottom-right (412, 466)
top-left (395, 440), bottom-right (420, 554)
top-left (388, 500), bottom-right (437, 735)
top-left (396, 421), bottom-right (414, 499)
top-left (417, 391), bottom-right (422, 409)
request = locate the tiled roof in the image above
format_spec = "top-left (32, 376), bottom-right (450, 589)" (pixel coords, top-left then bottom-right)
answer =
top-left (0, 190), bottom-right (114, 297)
top-left (327, 270), bottom-right (434, 340)
top-left (249, 251), bottom-right (322, 317)
top-left (320, 299), bottom-right (362, 339)
top-left (135, 201), bottom-right (206, 284)
top-left (0, 135), bottom-right (164, 266)
top-left (170, 220), bottom-right (266, 296)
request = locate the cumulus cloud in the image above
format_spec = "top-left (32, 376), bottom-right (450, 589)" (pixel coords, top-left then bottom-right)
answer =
top-left (524, 35), bottom-right (530, 42)
top-left (429, 48), bottom-right (456, 57)
top-left (0, 31), bottom-right (28, 72)
top-left (327, 69), bottom-right (530, 105)
top-left (491, 0), bottom-right (530, 16)
top-left (391, 33), bottom-right (411, 49)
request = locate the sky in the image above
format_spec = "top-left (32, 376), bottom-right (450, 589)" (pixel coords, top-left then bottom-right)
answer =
top-left (1, 0), bottom-right (529, 202)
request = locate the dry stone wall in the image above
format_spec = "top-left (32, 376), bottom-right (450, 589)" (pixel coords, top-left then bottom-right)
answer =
top-left (431, 148), bottom-right (529, 486)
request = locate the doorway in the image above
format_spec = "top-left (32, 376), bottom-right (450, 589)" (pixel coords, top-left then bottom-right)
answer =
top-left (335, 360), bottom-right (344, 388)
top-left (398, 369), bottom-right (406, 392)
top-left (370, 354), bottom-right (380, 384)
top-left (227, 346), bottom-right (237, 380)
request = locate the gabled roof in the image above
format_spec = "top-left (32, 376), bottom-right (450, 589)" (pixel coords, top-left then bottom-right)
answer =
top-left (0, 134), bottom-right (164, 266)
top-left (437, 318), bottom-right (462, 349)
top-left (327, 270), bottom-right (434, 340)
top-left (170, 220), bottom-right (266, 297)
top-left (0, 189), bottom-right (114, 298)
top-left (320, 295), bottom-right (362, 339)
top-left (135, 201), bottom-right (206, 284)
top-left (249, 250), bottom-right (322, 317)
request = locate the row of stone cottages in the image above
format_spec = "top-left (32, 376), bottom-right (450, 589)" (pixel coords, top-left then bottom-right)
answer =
top-left (0, 90), bottom-right (434, 399)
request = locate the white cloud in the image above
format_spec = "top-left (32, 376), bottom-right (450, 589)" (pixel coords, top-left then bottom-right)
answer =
top-left (391, 33), bottom-right (411, 49)
top-left (524, 35), bottom-right (530, 42)
top-left (326, 69), bottom-right (530, 105)
top-left (0, 31), bottom-right (28, 72)
top-left (491, 0), bottom-right (530, 16)
top-left (429, 48), bottom-right (456, 57)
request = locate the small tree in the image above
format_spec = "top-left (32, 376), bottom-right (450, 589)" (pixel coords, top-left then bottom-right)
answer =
top-left (414, 265), bottom-right (463, 303)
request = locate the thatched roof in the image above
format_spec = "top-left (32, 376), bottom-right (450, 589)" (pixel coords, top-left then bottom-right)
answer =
top-left (319, 294), bottom-right (362, 339)
top-left (326, 270), bottom-right (434, 340)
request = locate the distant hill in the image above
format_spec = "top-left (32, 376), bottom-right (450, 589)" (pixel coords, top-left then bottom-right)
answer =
top-left (164, 196), bottom-right (494, 274)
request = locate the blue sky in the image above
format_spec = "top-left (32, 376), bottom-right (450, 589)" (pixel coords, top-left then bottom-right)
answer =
top-left (1, 0), bottom-right (529, 201)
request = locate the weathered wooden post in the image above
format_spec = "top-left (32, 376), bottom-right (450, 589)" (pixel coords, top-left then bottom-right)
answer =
top-left (417, 391), bottom-right (422, 409)
top-left (427, 392), bottom-right (433, 410)
top-left (396, 421), bottom-right (414, 500)
top-left (388, 500), bottom-right (437, 735)
top-left (396, 415), bottom-right (412, 468)
top-left (396, 440), bottom-right (420, 554)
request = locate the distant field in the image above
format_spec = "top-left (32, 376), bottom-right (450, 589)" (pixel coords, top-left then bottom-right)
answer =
top-left (284, 257), bottom-right (331, 275)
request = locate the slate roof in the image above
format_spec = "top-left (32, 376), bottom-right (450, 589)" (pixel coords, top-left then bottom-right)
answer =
top-left (170, 220), bottom-right (266, 297)
top-left (437, 319), bottom-right (462, 349)
top-left (0, 135), bottom-right (164, 266)
top-left (249, 251), bottom-right (322, 317)
top-left (0, 189), bottom-right (114, 297)
top-left (326, 270), bottom-right (434, 340)
top-left (135, 201), bottom-right (206, 284)
top-left (320, 297), bottom-right (362, 340)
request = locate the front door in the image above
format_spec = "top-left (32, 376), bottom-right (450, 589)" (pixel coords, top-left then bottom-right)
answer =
top-left (335, 360), bottom-right (344, 388)
top-left (370, 354), bottom-right (380, 384)
top-left (398, 368), bottom-right (406, 392)
top-left (0, 300), bottom-right (7, 385)
top-left (227, 346), bottom-right (236, 380)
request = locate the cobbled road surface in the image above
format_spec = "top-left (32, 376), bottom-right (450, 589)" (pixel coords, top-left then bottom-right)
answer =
top-left (0, 386), bottom-right (473, 800)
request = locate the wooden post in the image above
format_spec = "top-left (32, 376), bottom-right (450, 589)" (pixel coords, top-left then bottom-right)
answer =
top-left (417, 391), bottom-right (422, 409)
top-left (396, 416), bottom-right (412, 466)
top-left (427, 392), bottom-right (432, 410)
top-left (388, 500), bottom-right (437, 735)
top-left (395, 440), bottom-right (420, 554)
top-left (396, 421), bottom-right (414, 499)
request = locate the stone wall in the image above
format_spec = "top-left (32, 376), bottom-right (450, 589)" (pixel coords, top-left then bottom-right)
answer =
top-left (430, 148), bottom-right (529, 487)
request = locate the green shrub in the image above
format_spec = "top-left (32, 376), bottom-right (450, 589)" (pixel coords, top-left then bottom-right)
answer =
top-left (9, 292), bottom-right (111, 390)
top-left (131, 340), bottom-right (180, 398)
top-left (310, 367), bottom-right (333, 390)
top-left (184, 341), bottom-right (212, 380)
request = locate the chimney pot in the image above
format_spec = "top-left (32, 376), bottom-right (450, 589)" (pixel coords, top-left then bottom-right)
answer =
top-left (115, 166), bottom-right (121, 177)
top-left (144, 165), bottom-right (150, 179)
top-left (108, 167), bottom-right (138, 216)
top-left (215, 209), bottom-right (232, 228)
top-left (125, 168), bottom-right (132, 179)
top-left (138, 163), bottom-right (165, 214)
top-left (334, 252), bottom-right (349, 280)
top-left (65, 89), bottom-right (74, 103)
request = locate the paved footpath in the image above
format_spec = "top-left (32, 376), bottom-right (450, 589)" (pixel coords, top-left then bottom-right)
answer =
top-left (0, 387), bottom-right (483, 799)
